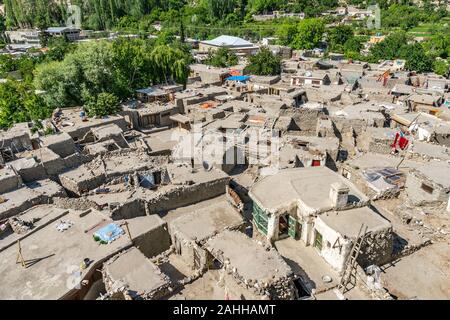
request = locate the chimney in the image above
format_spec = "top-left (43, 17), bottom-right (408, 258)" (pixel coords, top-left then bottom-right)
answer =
top-left (330, 182), bottom-right (350, 209)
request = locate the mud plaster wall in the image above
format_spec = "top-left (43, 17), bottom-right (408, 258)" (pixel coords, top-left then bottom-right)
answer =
top-left (15, 164), bottom-right (47, 183)
top-left (315, 217), bottom-right (394, 272)
top-left (110, 199), bottom-right (147, 220)
top-left (405, 172), bottom-right (449, 206)
top-left (290, 109), bottom-right (323, 135)
top-left (0, 174), bottom-right (21, 194)
top-left (134, 222), bottom-right (171, 259)
top-left (63, 153), bottom-right (94, 169)
top-left (59, 173), bottom-right (106, 195)
top-left (147, 177), bottom-right (230, 214)
top-left (46, 140), bottom-right (76, 158)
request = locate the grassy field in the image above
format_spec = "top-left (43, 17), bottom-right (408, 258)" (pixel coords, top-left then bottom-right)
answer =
top-left (407, 18), bottom-right (450, 38)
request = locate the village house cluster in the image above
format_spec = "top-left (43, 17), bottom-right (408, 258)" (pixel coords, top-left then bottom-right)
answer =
top-left (0, 34), bottom-right (449, 301)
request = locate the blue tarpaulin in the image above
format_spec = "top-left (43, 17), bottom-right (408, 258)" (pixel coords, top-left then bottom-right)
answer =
top-left (93, 223), bottom-right (124, 244)
top-left (226, 75), bottom-right (250, 82)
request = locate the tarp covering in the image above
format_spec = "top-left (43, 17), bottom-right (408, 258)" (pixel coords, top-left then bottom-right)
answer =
top-left (226, 75), bottom-right (250, 82)
top-left (93, 223), bottom-right (124, 244)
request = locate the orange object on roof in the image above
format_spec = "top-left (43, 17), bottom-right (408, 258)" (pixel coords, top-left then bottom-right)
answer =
top-left (229, 70), bottom-right (241, 76)
top-left (201, 102), bottom-right (215, 109)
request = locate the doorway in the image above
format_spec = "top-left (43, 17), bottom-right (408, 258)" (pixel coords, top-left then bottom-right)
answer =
top-left (279, 214), bottom-right (289, 238)
top-left (279, 214), bottom-right (301, 240)
top-left (312, 160), bottom-right (321, 167)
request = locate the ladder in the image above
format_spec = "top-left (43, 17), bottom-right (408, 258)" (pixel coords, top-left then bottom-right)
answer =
top-left (338, 224), bottom-right (369, 294)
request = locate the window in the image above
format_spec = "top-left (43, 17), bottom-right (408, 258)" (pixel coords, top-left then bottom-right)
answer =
top-left (421, 183), bottom-right (434, 194)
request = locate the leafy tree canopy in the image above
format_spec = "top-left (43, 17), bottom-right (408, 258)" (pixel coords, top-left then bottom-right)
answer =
top-left (244, 47), bottom-right (281, 76)
top-left (205, 47), bottom-right (238, 68)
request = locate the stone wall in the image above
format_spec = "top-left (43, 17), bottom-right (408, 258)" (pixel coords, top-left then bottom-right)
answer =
top-left (53, 197), bottom-right (101, 211)
top-left (358, 228), bottom-right (394, 268)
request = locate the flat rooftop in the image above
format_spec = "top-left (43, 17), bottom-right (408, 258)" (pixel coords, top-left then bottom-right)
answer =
top-left (104, 247), bottom-right (169, 297)
top-left (0, 209), bottom-right (131, 299)
top-left (250, 167), bottom-right (368, 214)
top-left (346, 153), bottom-right (423, 170)
top-left (414, 162), bottom-right (450, 188)
top-left (53, 107), bottom-right (127, 137)
top-left (170, 199), bottom-right (244, 242)
top-left (206, 230), bottom-right (292, 284)
top-left (318, 206), bottom-right (392, 239)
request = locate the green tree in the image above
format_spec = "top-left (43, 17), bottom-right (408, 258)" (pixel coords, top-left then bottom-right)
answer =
top-left (402, 43), bottom-right (433, 73)
top-left (433, 59), bottom-right (449, 76)
top-left (205, 47), bottom-right (238, 68)
top-left (206, 0), bottom-right (236, 19)
top-left (328, 25), bottom-right (354, 53)
top-left (291, 18), bottom-right (325, 50)
top-left (369, 32), bottom-right (408, 62)
top-left (244, 47), bottom-right (281, 75)
top-left (343, 37), bottom-right (363, 57)
top-left (0, 80), bottom-right (51, 128)
top-left (85, 92), bottom-right (121, 117)
top-left (276, 24), bottom-right (297, 46)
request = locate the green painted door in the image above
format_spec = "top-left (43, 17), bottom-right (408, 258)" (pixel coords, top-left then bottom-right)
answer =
top-left (288, 216), bottom-right (298, 239)
top-left (253, 202), bottom-right (268, 235)
top-left (314, 230), bottom-right (323, 251)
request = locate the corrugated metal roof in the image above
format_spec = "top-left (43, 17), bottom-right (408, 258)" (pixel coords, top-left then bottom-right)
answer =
top-left (201, 35), bottom-right (253, 47)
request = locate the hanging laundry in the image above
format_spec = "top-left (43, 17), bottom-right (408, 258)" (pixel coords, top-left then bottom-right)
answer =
top-left (391, 131), bottom-right (409, 151)
top-left (398, 136), bottom-right (409, 150)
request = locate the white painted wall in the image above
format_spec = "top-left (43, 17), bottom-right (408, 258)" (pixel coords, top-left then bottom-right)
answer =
top-left (314, 217), bottom-right (352, 272)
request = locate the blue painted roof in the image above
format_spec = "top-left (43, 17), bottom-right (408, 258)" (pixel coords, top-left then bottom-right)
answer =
top-left (226, 75), bottom-right (250, 82)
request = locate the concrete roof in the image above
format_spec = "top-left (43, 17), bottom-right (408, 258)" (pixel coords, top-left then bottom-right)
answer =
top-left (250, 167), bottom-right (368, 214)
top-left (347, 153), bottom-right (423, 170)
top-left (414, 162), bottom-right (450, 188)
top-left (170, 200), bottom-right (244, 242)
top-left (206, 230), bottom-right (292, 284)
top-left (40, 132), bottom-right (73, 146)
top-left (0, 209), bottom-right (131, 299)
top-left (104, 247), bottom-right (168, 296)
top-left (91, 123), bottom-right (123, 140)
top-left (319, 206), bottom-right (391, 238)
top-left (54, 109), bottom-right (127, 141)
top-left (410, 141), bottom-right (450, 161)
top-left (284, 135), bottom-right (340, 152)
